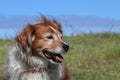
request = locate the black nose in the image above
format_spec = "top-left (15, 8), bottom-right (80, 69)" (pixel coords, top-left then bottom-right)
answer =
top-left (63, 44), bottom-right (69, 52)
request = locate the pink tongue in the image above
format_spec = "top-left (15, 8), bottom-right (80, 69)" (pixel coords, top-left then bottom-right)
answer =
top-left (56, 56), bottom-right (64, 62)
top-left (44, 53), bottom-right (52, 59)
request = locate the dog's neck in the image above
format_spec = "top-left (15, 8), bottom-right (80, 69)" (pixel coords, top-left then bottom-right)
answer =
top-left (27, 55), bottom-right (60, 69)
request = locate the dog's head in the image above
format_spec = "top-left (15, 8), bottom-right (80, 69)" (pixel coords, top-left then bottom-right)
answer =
top-left (15, 16), bottom-right (69, 63)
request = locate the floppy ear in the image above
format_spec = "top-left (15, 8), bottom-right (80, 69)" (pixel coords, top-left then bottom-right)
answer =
top-left (15, 24), bottom-right (35, 51)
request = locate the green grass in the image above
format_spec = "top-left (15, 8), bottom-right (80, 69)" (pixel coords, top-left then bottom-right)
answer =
top-left (0, 33), bottom-right (120, 80)
top-left (0, 39), bottom-right (13, 80)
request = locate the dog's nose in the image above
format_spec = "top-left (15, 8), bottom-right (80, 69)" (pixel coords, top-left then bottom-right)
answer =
top-left (63, 44), bottom-right (69, 52)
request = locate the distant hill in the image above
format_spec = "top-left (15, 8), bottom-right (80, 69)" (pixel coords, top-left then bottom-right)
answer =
top-left (1, 15), bottom-right (120, 28)
top-left (0, 15), bottom-right (120, 38)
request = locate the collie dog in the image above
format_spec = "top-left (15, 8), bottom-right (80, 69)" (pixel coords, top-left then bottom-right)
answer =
top-left (7, 16), bottom-right (69, 80)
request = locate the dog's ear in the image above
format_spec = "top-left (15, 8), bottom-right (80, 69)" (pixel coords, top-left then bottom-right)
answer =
top-left (15, 24), bottom-right (35, 51)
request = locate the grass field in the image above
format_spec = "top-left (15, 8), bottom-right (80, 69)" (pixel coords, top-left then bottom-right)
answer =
top-left (0, 33), bottom-right (120, 80)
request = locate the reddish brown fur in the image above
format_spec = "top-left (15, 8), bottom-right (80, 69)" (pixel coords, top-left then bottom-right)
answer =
top-left (62, 67), bottom-right (70, 80)
top-left (15, 16), bottom-right (70, 80)
top-left (15, 24), bottom-right (35, 50)
top-left (31, 24), bottom-right (64, 56)
top-left (39, 16), bottom-right (62, 33)
top-left (15, 16), bottom-right (62, 52)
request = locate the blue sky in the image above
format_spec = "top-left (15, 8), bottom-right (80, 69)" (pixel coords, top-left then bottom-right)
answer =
top-left (0, 0), bottom-right (120, 38)
top-left (0, 0), bottom-right (120, 19)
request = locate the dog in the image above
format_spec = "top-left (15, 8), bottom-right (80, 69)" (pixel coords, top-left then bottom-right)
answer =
top-left (7, 16), bottom-right (69, 80)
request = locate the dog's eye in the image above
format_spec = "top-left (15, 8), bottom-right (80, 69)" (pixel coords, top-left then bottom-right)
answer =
top-left (46, 35), bottom-right (53, 39)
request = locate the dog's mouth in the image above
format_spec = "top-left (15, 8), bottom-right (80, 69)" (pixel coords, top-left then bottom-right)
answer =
top-left (42, 50), bottom-right (64, 63)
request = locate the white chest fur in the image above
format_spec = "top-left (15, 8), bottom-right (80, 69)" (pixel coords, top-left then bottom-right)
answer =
top-left (8, 47), bottom-right (62, 80)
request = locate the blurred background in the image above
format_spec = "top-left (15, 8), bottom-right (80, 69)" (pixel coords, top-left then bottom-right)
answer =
top-left (0, 0), bottom-right (120, 38)
top-left (0, 0), bottom-right (120, 80)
